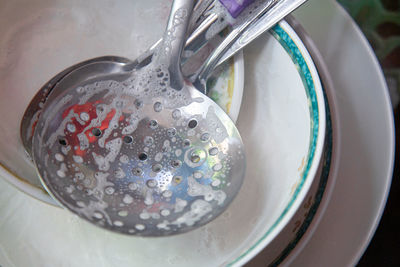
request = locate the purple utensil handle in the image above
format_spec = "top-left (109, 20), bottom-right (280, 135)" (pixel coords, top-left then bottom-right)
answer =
top-left (219, 0), bottom-right (255, 18)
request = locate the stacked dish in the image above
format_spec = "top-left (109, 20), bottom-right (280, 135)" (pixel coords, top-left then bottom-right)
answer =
top-left (0, 0), bottom-right (394, 266)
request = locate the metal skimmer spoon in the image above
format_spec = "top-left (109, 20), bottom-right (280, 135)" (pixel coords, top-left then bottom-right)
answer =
top-left (32, 0), bottom-right (245, 236)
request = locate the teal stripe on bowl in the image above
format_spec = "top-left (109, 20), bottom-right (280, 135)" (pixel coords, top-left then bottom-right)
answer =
top-left (270, 79), bottom-right (333, 267)
top-left (228, 23), bottom-right (320, 266)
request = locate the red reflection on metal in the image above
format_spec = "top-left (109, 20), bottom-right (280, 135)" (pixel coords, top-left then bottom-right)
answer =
top-left (62, 102), bottom-right (123, 156)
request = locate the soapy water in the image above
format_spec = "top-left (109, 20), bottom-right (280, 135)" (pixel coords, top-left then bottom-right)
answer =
top-left (35, 73), bottom-right (241, 234)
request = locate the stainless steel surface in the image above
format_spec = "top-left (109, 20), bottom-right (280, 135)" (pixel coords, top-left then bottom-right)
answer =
top-left (193, 0), bottom-right (307, 93)
top-left (32, 0), bottom-right (245, 236)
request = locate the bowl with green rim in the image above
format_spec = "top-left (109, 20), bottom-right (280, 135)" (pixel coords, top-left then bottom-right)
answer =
top-left (0, 1), bottom-right (326, 266)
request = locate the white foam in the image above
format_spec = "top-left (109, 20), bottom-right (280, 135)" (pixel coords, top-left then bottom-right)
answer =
top-left (171, 199), bottom-right (212, 227)
top-left (92, 138), bottom-right (122, 171)
top-left (72, 155), bottom-right (83, 164)
top-left (122, 194), bottom-right (134, 204)
top-left (55, 153), bottom-right (64, 162)
top-left (174, 198), bottom-right (187, 213)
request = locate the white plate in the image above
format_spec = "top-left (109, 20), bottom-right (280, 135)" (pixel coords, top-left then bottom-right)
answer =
top-left (280, 0), bottom-right (395, 266)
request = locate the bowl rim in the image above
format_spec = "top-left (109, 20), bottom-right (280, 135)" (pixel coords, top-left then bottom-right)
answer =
top-left (228, 20), bottom-right (326, 266)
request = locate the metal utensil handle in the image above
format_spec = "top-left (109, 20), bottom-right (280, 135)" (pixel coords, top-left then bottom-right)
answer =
top-left (194, 0), bottom-right (279, 86)
top-left (163, 0), bottom-right (196, 66)
top-left (194, 0), bottom-right (307, 92)
top-left (217, 0), bottom-right (307, 66)
top-left (154, 0), bottom-right (195, 91)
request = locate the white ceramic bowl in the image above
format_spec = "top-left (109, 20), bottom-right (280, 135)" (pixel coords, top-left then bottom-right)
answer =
top-left (0, 1), bottom-right (326, 266)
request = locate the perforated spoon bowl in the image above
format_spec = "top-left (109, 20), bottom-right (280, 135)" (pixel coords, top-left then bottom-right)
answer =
top-left (32, 0), bottom-right (245, 236)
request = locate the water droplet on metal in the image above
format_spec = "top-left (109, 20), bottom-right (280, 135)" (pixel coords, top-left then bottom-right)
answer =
top-left (105, 186), bottom-right (115, 195)
top-left (144, 136), bottom-right (154, 146)
top-left (132, 167), bottom-right (143, 176)
top-left (146, 179), bottom-right (157, 188)
top-left (209, 147), bottom-right (219, 156)
top-left (167, 128), bottom-right (177, 137)
top-left (193, 171), bottom-right (203, 179)
top-left (162, 190), bottom-right (172, 198)
top-left (135, 224), bottom-right (145, 231)
top-left (118, 210), bottom-right (128, 217)
top-left (160, 209), bottom-right (170, 216)
top-left (200, 132), bottom-right (210, 142)
top-left (128, 183), bottom-right (138, 191)
top-left (135, 99), bottom-right (143, 109)
top-left (172, 109), bottom-right (181, 119)
top-left (114, 221), bottom-right (124, 227)
top-left (153, 102), bottom-right (163, 112)
top-left (183, 139), bottom-right (191, 147)
top-left (170, 159), bottom-right (182, 168)
top-left (213, 163), bottom-right (223, 171)
top-left (80, 112), bottom-right (90, 121)
top-left (152, 164), bottom-right (162, 173)
top-left (149, 120), bottom-right (158, 129)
